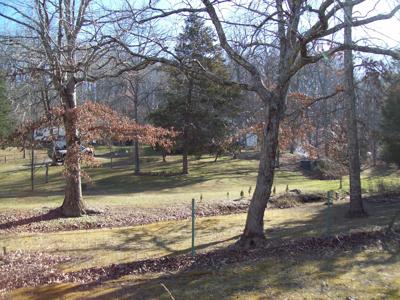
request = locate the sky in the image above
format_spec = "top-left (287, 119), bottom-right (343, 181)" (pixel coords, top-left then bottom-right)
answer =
top-left (352, 0), bottom-right (400, 49)
top-left (0, 0), bottom-right (399, 53)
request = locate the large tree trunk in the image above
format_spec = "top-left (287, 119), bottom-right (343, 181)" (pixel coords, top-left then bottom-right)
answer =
top-left (344, 0), bottom-right (367, 218)
top-left (237, 0), bottom-right (288, 247)
top-left (372, 138), bottom-right (377, 167)
top-left (238, 96), bottom-right (283, 248)
top-left (133, 79), bottom-right (140, 175)
top-left (31, 143), bottom-right (34, 191)
top-left (134, 140), bottom-right (140, 174)
top-left (182, 77), bottom-right (193, 175)
top-left (60, 83), bottom-right (86, 217)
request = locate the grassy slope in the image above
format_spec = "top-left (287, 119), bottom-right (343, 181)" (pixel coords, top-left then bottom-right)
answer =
top-left (6, 201), bottom-right (400, 300)
top-left (1, 147), bottom-right (399, 211)
top-left (1, 147), bottom-right (400, 299)
top-left (2, 201), bottom-right (399, 272)
top-left (14, 248), bottom-right (398, 300)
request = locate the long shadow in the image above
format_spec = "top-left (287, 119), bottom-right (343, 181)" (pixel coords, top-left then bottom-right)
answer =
top-left (263, 200), bottom-right (400, 241)
top-left (0, 209), bottom-right (64, 230)
top-left (0, 167), bottom-right (65, 199)
top-left (0, 188), bottom-right (65, 199)
top-left (7, 197), bottom-right (400, 299)
top-left (15, 230), bottom-right (400, 300)
top-left (85, 173), bottom-right (207, 195)
top-left (84, 163), bottom-right (257, 196)
top-left (81, 202), bottom-right (400, 299)
top-left (0, 155), bottom-right (260, 200)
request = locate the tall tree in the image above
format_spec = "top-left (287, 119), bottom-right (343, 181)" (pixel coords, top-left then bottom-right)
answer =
top-left (115, 0), bottom-right (400, 247)
top-left (0, 0), bottom-right (154, 216)
top-left (344, 0), bottom-right (367, 217)
top-left (149, 13), bottom-right (240, 174)
top-left (0, 76), bottom-right (11, 139)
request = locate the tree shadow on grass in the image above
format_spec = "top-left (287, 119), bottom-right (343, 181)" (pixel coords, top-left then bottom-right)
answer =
top-left (83, 223), bottom-right (400, 300)
top-left (16, 232), bottom-right (400, 300)
top-left (8, 199), bottom-right (400, 299)
top-left (0, 208), bottom-right (64, 230)
top-left (263, 200), bottom-right (400, 242)
top-left (84, 167), bottom-right (256, 196)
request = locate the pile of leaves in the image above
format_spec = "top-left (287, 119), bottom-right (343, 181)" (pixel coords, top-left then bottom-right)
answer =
top-left (0, 201), bottom-right (250, 234)
top-left (268, 190), bottom-right (325, 208)
top-left (0, 193), bottom-right (342, 234)
top-left (0, 250), bottom-right (72, 294)
top-left (2, 230), bottom-right (398, 294)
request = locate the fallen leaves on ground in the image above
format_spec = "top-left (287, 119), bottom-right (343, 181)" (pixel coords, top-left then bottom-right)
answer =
top-left (1, 230), bottom-right (398, 294)
top-left (0, 250), bottom-right (72, 295)
top-left (0, 200), bottom-right (250, 234)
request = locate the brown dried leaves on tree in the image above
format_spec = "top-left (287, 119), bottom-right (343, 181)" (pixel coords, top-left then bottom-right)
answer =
top-left (7, 101), bottom-right (177, 177)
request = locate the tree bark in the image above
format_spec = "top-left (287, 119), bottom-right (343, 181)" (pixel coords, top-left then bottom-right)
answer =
top-left (133, 79), bottom-right (140, 175)
top-left (182, 77), bottom-right (193, 175)
top-left (23, 141), bottom-right (26, 159)
top-left (60, 82), bottom-right (86, 217)
top-left (182, 122), bottom-right (189, 174)
top-left (134, 140), bottom-right (140, 174)
top-left (236, 0), bottom-right (288, 247)
top-left (344, 0), bottom-right (367, 218)
top-left (238, 94), bottom-right (283, 247)
top-left (372, 138), bottom-right (377, 167)
top-left (31, 140), bottom-right (34, 191)
top-left (214, 151), bottom-right (220, 162)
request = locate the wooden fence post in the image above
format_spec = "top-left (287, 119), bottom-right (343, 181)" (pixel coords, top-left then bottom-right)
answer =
top-left (45, 163), bottom-right (49, 183)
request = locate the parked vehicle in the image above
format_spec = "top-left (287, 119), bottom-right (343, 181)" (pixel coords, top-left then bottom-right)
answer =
top-left (48, 139), bottom-right (94, 165)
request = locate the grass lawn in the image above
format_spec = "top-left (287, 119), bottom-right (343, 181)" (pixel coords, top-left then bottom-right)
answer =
top-left (1, 147), bottom-right (400, 299)
top-left (1, 200), bottom-right (399, 271)
top-left (12, 245), bottom-right (400, 300)
top-left (1, 147), bottom-right (399, 211)
top-left (4, 200), bottom-right (400, 299)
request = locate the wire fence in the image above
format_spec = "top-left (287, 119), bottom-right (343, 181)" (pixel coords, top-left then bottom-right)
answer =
top-left (0, 149), bottom-right (49, 165)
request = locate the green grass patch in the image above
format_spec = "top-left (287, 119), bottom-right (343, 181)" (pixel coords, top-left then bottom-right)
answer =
top-left (2, 201), bottom-right (399, 272)
top-left (7, 208), bottom-right (400, 299)
top-left (1, 148), bottom-right (399, 211)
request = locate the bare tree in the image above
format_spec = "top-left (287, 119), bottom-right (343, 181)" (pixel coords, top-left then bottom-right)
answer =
top-left (2, 0), bottom-right (399, 236)
top-left (343, 0), bottom-right (366, 217)
top-left (0, 0), bottom-right (154, 216)
top-left (205, 0), bottom-right (399, 246)
top-left (113, 0), bottom-right (400, 247)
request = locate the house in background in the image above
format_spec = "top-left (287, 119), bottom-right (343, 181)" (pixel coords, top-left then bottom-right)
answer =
top-left (33, 127), bottom-right (65, 141)
top-left (245, 133), bottom-right (258, 148)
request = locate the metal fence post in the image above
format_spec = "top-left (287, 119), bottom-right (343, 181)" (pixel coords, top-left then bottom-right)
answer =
top-left (191, 198), bottom-right (196, 257)
top-left (326, 190), bottom-right (333, 236)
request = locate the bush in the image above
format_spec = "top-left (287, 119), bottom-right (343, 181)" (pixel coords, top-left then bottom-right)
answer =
top-left (303, 159), bottom-right (347, 180)
top-left (367, 179), bottom-right (400, 197)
